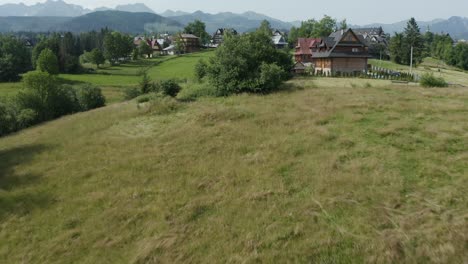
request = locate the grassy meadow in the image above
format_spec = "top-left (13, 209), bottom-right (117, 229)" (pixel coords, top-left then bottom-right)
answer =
top-left (0, 51), bottom-right (215, 104)
top-left (1, 75), bottom-right (467, 262)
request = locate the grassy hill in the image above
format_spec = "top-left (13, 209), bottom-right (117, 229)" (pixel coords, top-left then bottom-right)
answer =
top-left (1, 75), bottom-right (467, 262)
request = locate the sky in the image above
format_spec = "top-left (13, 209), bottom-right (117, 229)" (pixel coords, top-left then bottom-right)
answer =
top-left (1, 0), bottom-right (467, 24)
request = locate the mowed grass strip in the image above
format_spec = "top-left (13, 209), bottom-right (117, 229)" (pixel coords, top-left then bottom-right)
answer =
top-left (0, 80), bottom-right (467, 263)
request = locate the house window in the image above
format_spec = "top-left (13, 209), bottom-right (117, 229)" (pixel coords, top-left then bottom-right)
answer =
top-left (352, 48), bottom-right (360, 53)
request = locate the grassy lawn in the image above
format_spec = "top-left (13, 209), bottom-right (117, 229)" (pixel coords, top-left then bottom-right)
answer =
top-left (0, 82), bottom-right (22, 100)
top-left (0, 50), bottom-right (215, 104)
top-left (370, 57), bottom-right (468, 85)
top-left (1, 79), bottom-right (467, 263)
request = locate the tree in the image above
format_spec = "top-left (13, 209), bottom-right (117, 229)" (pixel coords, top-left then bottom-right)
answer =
top-left (389, 33), bottom-right (406, 64)
top-left (104, 32), bottom-right (133, 65)
top-left (174, 34), bottom-right (186, 55)
top-left (36, 48), bottom-right (59, 75)
top-left (18, 71), bottom-right (81, 122)
top-left (0, 35), bottom-right (31, 81)
top-left (139, 40), bottom-right (153, 58)
top-left (88, 48), bottom-right (105, 68)
top-left (205, 31), bottom-right (292, 95)
top-left (313, 15), bottom-right (337, 37)
top-left (404, 18), bottom-right (424, 65)
top-left (339, 19), bottom-right (348, 30)
top-left (257, 20), bottom-right (272, 36)
top-left (184, 20), bottom-right (211, 45)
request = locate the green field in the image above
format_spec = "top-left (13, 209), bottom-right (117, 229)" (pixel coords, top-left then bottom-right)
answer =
top-left (0, 51), bottom-right (215, 103)
top-left (1, 77), bottom-right (467, 262)
top-left (370, 57), bottom-right (468, 85)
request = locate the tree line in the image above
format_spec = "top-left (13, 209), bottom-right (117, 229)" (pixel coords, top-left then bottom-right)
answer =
top-left (389, 18), bottom-right (468, 70)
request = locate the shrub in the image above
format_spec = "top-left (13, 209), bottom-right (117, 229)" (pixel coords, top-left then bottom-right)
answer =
top-left (258, 63), bottom-right (285, 93)
top-left (0, 100), bottom-right (18, 136)
top-left (123, 87), bottom-right (142, 100)
top-left (139, 71), bottom-right (152, 94)
top-left (159, 79), bottom-right (181, 97)
top-left (75, 84), bottom-right (106, 111)
top-left (205, 31), bottom-right (292, 95)
top-left (420, 73), bottom-right (448, 87)
top-left (17, 72), bottom-right (80, 122)
top-left (194, 59), bottom-right (208, 81)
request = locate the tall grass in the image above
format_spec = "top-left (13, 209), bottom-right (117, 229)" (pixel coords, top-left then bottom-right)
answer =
top-left (0, 80), bottom-right (467, 262)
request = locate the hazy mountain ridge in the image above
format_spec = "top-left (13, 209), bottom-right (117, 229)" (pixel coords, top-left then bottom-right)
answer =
top-left (169, 10), bottom-right (295, 33)
top-left (0, 11), bottom-right (182, 34)
top-left (0, 1), bottom-right (468, 39)
top-left (0, 0), bottom-right (155, 17)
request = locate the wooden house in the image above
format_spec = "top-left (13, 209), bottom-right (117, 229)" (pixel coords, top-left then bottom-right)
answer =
top-left (212, 28), bottom-right (238, 46)
top-left (272, 30), bottom-right (288, 49)
top-left (180, 34), bottom-right (201, 53)
top-left (353, 27), bottom-right (389, 58)
top-left (294, 38), bottom-right (321, 63)
top-left (311, 29), bottom-right (371, 75)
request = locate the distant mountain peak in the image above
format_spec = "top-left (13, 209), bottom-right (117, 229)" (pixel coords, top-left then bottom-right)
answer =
top-left (115, 3), bottom-right (154, 13)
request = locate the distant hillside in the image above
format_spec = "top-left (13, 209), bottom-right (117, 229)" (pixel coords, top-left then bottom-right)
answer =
top-left (0, 11), bottom-right (183, 34)
top-left (169, 11), bottom-right (295, 33)
top-left (0, 16), bottom-right (70, 32)
top-left (59, 11), bottom-right (182, 33)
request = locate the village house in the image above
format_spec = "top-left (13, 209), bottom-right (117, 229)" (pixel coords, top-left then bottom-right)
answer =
top-left (271, 30), bottom-right (288, 49)
top-left (294, 38), bottom-right (321, 63)
top-left (180, 33), bottom-right (201, 53)
top-left (309, 29), bottom-right (371, 75)
top-left (353, 27), bottom-right (389, 58)
top-left (133, 36), bottom-right (163, 57)
top-left (212, 28), bottom-right (238, 47)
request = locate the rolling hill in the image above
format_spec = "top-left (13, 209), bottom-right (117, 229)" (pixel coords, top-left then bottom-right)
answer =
top-left (0, 11), bottom-right (183, 34)
top-left (0, 76), bottom-right (467, 262)
top-left (59, 11), bottom-right (182, 33)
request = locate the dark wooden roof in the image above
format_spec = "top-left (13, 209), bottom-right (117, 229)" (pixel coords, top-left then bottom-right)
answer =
top-left (312, 29), bottom-right (371, 59)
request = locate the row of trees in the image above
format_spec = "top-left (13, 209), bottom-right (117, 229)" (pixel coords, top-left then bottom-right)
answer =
top-left (389, 18), bottom-right (468, 71)
top-left (0, 29), bottom-right (138, 81)
top-left (0, 71), bottom-right (105, 136)
top-left (288, 16), bottom-right (347, 46)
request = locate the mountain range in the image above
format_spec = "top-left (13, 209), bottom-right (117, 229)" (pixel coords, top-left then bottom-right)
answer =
top-left (1, 0), bottom-right (468, 39)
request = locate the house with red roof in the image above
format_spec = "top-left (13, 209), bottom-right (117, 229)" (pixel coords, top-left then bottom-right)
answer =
top-left (294, 38), bottom-right (321, 63)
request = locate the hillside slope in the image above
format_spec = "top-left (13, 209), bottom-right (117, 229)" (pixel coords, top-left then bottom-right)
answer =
top-left (59, 11), bottom-right (182, 33)
top-left (1, 80), bottom-right (467, 262)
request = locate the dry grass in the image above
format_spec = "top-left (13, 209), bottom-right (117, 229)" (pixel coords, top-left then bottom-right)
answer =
top-left (0, 79), bottom-right (467, 263)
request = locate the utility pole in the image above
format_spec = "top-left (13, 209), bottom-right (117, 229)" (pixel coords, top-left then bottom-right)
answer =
top-left (409, 45), bottom-right (413, 75)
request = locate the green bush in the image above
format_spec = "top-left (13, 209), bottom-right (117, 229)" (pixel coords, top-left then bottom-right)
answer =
top-left (205, 31), bottom-right (292, 95)
top-left (258, 63), bottom-right (285, 93)
top-left (123, 87), bottom-right (142, 100)
top-left (17, 72), bottom-right (82, 122)
top-left (194, 59), bottom-right (208, 81)
top-left (75, 84), bottom-right (106, 111)
top-left (420, 73), bottom-right (448, 87)
top-left (159, 79), bottom-right (181, 97)
top-left (0, 100), bottom-right (18, 136)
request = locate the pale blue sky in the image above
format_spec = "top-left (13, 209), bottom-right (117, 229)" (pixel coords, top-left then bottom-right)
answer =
top-left (1, 0), bottom-right (467, 24)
